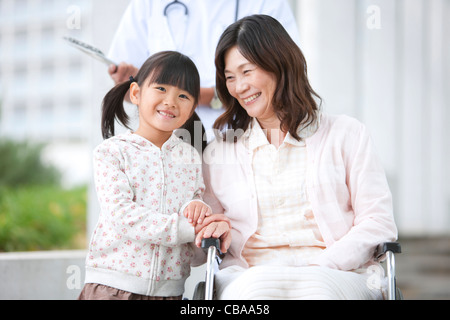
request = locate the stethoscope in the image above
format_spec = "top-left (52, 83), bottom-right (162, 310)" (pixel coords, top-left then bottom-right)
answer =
top-left (163, 0), bottom-right (240, 23)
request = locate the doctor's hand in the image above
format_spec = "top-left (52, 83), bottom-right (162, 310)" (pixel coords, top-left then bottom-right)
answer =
top-left (108, 62), bottom-right (138, 85)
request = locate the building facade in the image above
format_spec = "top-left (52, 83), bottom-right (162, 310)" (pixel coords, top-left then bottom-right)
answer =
top-left (0, 0), bottom-right (449, 235)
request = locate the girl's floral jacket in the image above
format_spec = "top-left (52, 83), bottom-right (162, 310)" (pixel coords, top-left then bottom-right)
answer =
top-left (85, 131), bottom-right (205, 297)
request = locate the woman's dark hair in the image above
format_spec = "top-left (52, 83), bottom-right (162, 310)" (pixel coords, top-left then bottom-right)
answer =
top-left (214, 14), bottom-right (321, 141)
top-left (101, 51), bottom-right (205, 151)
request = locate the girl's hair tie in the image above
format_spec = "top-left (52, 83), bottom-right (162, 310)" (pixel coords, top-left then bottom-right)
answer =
top-left (129, 76), bottom-right (137, 83)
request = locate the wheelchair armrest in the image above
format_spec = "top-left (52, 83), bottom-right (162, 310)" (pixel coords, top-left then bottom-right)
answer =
top-left (374, 242), bottom-right (402, 300)
top-left (374, 242), bottom-right (401, 261)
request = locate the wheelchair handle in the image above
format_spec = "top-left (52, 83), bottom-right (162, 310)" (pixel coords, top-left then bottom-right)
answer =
top-left (201, 238), bottom-right (221, 252)
top-left (201, 238), bottom-right (221, 300)
top-left (374, 242), bottom-right (401, 261)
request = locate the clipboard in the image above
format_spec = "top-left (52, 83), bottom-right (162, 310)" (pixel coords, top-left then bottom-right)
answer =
top-left (63, 36), bottom-right (117, 66)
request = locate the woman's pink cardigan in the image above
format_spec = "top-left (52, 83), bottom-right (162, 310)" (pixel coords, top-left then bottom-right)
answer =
top-left (202, 113), bottom-right (398, 271)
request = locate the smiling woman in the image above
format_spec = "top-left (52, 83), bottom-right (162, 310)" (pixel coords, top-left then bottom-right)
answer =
top-left (223, 46), bottom-right (277, 131)
top-left (214, 15), bottom-right (321, 142)
top-left (202, 14), bottom-right (398, 300)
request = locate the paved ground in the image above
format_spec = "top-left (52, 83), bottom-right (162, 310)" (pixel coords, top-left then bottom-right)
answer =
top-left (395, 236), bottom-right (450, 300)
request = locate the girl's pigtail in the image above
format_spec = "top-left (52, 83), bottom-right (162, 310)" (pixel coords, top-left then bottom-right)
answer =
top-left (101, 78), bottom-right (134, 139)
top-left (178, 111), bottom-right (207, 154)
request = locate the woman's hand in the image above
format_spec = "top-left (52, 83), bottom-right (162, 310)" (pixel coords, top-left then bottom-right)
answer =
top-left (194, 214), bottom-right (232, 253)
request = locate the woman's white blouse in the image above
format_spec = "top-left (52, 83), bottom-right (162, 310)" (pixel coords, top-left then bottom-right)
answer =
top-left (242, 119), bottom-right (326, 267)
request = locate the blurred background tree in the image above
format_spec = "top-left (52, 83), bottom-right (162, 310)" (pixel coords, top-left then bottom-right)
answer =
top-left (0, 140), bottom-right (61, 187)
top-left (0, 139), bottom-right (87, 252)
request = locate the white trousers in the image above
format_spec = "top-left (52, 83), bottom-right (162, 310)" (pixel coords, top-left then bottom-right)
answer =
top-left (215, 265), bottom-right (384, 300)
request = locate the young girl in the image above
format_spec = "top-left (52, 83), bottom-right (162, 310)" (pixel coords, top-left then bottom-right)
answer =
top-left (79, 51), bottom-right (228, 300)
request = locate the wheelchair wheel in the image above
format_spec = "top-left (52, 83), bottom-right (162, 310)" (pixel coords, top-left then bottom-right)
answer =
top-left (396, 287), bottom-right (404, 300)
top-left (193, 281), bottom-right (206, 300)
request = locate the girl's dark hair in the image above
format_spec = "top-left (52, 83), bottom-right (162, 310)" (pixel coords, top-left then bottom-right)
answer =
top-left (101, 51), bottom-right (205, 150)
top-left (214, 14), bottom-right (322, 141)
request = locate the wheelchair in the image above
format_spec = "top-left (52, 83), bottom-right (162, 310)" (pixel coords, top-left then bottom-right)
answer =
top-left (193, 238), bottom-right (402, 300)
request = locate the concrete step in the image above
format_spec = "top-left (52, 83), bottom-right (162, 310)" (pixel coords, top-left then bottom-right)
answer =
top-left (396, 237), bottom-right (450, 300)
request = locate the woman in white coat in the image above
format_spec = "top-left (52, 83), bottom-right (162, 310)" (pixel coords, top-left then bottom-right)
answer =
top-left (106, 0), bottom-right (300, 139)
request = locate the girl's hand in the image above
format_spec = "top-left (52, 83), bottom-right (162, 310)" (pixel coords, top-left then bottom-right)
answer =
top-left (183, 200), bottom-right (212, 226)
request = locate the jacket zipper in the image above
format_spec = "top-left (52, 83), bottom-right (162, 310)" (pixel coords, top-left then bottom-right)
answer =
top-left (159, 150), bottom-right (167, 216)
top-left (148, 150), bottom-right (167, 295)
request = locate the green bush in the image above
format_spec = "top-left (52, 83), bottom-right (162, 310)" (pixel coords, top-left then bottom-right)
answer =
top-left (0, 138), bottom-right (87, 252)
top-left (0, 185), bottom-right (87, 252)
